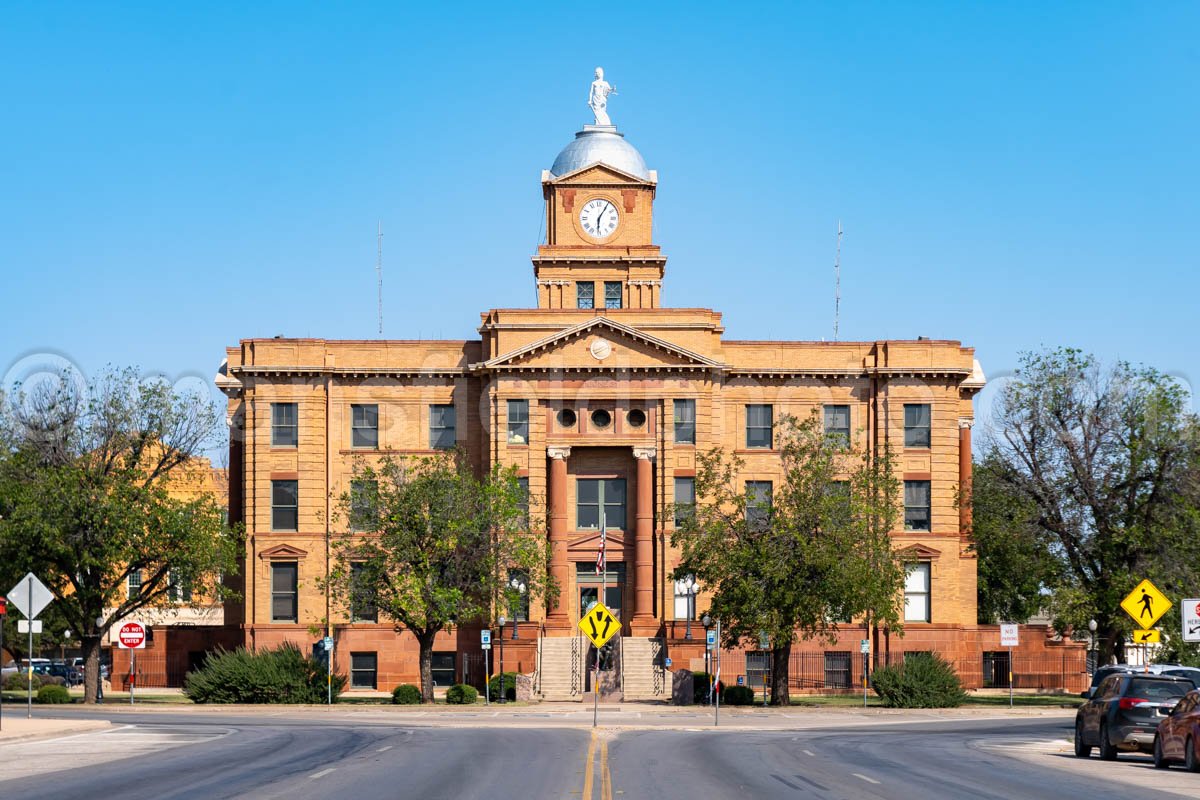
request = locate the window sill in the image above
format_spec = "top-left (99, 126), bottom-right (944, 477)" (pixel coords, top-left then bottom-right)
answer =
top-left (735, 448), bottom-right (778, 455)
top-left (904, 447), bottom-right (932, 453)
top-left (269, 445), bottom-right (299, 451)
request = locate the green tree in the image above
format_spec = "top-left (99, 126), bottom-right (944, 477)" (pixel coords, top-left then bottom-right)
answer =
top-left (672, 412), bottom-right (908, 705)
top-left (969, 456), bottom-right (1060, 624)
top-left (329, 453), bottom-right (550, 703)
top-left (0, 369), bottom-right (240, 703)
top-left (984, 348), bottom-right (1200, 664)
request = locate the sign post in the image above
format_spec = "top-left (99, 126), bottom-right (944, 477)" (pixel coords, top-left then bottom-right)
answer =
top-left (116, 621), bottom-right (147, 705)
top-left (714, 617), bottom-right (722, 727)
top-left (481, 629), bottom-right (491, 707)
top-left (1000, 624), bottom-right (1019, 707)
top-left (7, 572), bottom-right (55, 719)
top-left (577, 602), bottom-right (619, 728)
top-left (860, 639), bottom-right (870, 707)
top-left (0, 596), bottom-right (6, 731)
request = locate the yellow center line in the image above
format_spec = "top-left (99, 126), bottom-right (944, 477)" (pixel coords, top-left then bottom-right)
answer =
top-left (600, 735), bottom-right (613, 800)
top-left (582, 729), bottom-right (597, 800)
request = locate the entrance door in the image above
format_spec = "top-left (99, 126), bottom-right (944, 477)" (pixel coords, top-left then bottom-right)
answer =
top-left (579, 585), bottom-right (622, 621)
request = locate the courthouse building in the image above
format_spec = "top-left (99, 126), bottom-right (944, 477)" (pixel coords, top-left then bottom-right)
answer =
top-left (216, 96), bottom-right (1080, 697)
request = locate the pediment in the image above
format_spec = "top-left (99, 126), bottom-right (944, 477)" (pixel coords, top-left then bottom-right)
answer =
top-left (259, 543), bottom-right (308, 560)
top-left (480, 318), bottom-right (723, 372)
top-left (900, 543), bottom-right (942, 560)
top-left (568, 529), bottom-right (628, 552)
top-left (545, 163), bottom-right (655, 186)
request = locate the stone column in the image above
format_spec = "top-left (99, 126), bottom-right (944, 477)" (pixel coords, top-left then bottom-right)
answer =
top-left (546, 446), bottom-right (571, 630)
top-left (631, 446), bottom-right (658, 634)
top-left (958, 419), bottom-right (973, 535)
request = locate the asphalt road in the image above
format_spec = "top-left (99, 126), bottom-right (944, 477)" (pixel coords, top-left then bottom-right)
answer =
top-left (2, 711), bottom-right (1196, 799)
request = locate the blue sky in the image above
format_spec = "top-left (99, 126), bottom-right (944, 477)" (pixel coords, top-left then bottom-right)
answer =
top-left (2, 2), bottom-right (1197, 455)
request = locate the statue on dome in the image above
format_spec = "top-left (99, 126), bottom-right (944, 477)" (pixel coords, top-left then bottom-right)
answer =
top-left (588, 67), bottom-right (617, 126)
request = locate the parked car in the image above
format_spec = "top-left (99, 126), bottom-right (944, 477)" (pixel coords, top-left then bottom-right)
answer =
top-left (37, 662), bottom-right (83, 687)
top-left (71, 657), bottom-right (110, 680)
top-left (1153, 688), bottom-right (1200, 771)
top-left (1082, 663), bottom-right (1185, 699)
top-left (1, 658), bottom-right (52, 679)
top-left (1160, 667), bottom-right (1200, 690)
top-left (1075, 673), bottom-right (1194, 760)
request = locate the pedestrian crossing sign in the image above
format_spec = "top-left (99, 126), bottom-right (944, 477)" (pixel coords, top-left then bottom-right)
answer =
top-left (578, 602), bottom-right (620, 648)
top-left (1121, 579), bottom-right (1170, 628)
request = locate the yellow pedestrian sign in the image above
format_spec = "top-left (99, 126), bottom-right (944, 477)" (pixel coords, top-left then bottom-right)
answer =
top-left (578, 602), bottom-right (620, 648)
top-left (1133, 629), bottom-right (1161, 644)
top-left (1121, 579), bottom-right (1170, 628)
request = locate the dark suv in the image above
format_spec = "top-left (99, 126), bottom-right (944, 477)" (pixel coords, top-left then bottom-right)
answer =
top-left (1075, 674), bottom-right (1194, 760)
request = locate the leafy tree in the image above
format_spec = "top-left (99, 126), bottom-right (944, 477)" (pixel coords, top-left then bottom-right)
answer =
top-left (0, 368), bottom-right (240, 703)
top-left (969, 456), bottom-right (1060, 624)
top-left (329, 453), bottom-right (550, 703)
top-left (984, 348), bottom-right (1200, 664)
top-left (671, 412), bottom-right (908, 705)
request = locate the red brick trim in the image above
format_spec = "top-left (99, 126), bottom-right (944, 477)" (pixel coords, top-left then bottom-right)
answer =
top-left (903, 472), bottom-right (932, 481)
top-left (270, 471), bottom-right (299, 480)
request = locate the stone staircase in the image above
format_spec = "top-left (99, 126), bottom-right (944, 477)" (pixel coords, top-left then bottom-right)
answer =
top-left (621, 637), bottom-right (668, 701)
top-left (538, 637), bottom-right (580, 701)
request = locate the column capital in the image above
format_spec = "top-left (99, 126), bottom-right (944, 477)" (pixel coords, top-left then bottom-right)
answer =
top-left (958, 418), bottom-right (975, 430)
top-left (632, 446), bottom-right (657, 461)
top-left (547, 446), bottom-right (571, 460)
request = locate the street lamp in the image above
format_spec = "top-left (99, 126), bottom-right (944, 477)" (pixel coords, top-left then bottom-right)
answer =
top-left (1088, 619), bottom-right (1098, 673)
top-left (681, 576), bottom-right (700, 640)
top-left (498, 614), bottom-right (507, 703)
top-left (701, 613), bottom-right (713, 703)
top-left (509, 578), bottom-right (526, 640)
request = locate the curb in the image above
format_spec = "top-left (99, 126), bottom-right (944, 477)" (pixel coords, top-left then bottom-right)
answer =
top-left (0, 720), bottom-right (112, 744)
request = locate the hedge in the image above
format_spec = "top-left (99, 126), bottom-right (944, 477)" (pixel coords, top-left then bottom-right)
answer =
top-left (445, 683), bottom-right (479, 704)
top-left (488, 672), bottom-right (518, 702)
top-left (392, 684), bottom-right (422, 704)
top-left (183, 643), bottom-right (346, 704)
top-left (36, 684), bottom-right (71, 704)
top-left (871, 653), bottom-right (967, 708)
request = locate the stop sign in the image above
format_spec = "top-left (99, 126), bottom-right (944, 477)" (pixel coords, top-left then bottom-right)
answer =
top-left (117, 621), bottom-right (147, 649)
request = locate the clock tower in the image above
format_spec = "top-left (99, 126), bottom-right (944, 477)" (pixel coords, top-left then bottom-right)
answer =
top-left (534, 125), bottom-right (666, 310)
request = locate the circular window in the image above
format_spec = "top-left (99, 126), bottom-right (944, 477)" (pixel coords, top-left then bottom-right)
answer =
top-left (558, 408), bottom-right (578, 428)
top-left (590, 409), bottom-right (612, 429)
top-left (627, 409), bottom-right (647, 428)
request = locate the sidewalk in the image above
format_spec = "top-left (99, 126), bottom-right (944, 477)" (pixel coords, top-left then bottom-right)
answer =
top-left (0, 715), bottom-right (110, 743)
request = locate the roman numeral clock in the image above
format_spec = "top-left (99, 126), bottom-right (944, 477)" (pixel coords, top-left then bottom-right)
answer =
top-left (580, 197), bottom-right (618, 238)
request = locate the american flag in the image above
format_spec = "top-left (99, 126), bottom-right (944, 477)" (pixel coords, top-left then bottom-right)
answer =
top-left (595, 522), bottom-right (606, 575)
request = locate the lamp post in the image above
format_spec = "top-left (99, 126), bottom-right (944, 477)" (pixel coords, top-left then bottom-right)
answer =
top-left (497, 614), bottom-right (506, 703)
top-left (1088, 619), bottom-right (1098, 674)
top-left (682, 576), bottom-right (699, 640)
top-left (509, 578), bottom-right (526, 640)
top-left (701, 613), bottom-right (713, 704)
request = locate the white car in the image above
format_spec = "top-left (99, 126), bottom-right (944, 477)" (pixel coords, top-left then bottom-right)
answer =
top-left (1, 658), bottom-right (52, 679)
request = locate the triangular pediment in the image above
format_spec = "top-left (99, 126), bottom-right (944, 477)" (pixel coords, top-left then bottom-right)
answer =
top-left (259, 544), bottom-right (308, 560)
top-left (546, 163), bottom-right (656, 186)
top-left (480, 318), bottom-right (723, 372)
top-left (900, 543), bottom-right (942, 560)
top-left (568, 529), bottom-right (628, 552)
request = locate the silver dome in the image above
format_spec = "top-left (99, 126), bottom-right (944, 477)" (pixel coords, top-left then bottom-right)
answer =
top-left (550, 128), bottom-right (650, 180)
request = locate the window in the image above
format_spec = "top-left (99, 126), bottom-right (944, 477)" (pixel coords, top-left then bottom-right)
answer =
top-left (351, 404), bottom-right (378, 449)
top-left (904, 404), bottom-right (931, 448)
top-left (431, 652), bottom-right (456, 687)
top-left (516, 477), bottom-right (530, 524)
top-left (904, 480), bottom-right (931, 531)
top-left (429, 404), bottom-right (456, 449)
top-left (271, 562), bottom-right (298, 622)
top-left (576, 478), bottom-right (626, 530)
top-left (507, 399), bottom-right (529, 444)
top-left (349, 479), bottom-right (376, 532)
top-left (823, 404), bottom-right (850, 448)
top-left (350, 562), bottom-right (378, 622)
top-left (745, 480), bottom-right (773, 529)
top-left (271, 403), bottom-right (298, 447)
top-left (827, 480), bottom-right (852, 526)
top-left (904, 562), bottom-right (931, 622)
top-left (127, 569), bottom-right (143, 596)
top-left (350, 652), bottom-right (377, 690)
top-left (576, 281), bottom-right (594, 310)
top-left (745, 404), bottom-right (772, 448)
top-left (673, 575), bottom-right (698, 620)
top-left (674, 399), bottom-right (696, 444)
top-left (272, 479), bottom-right (298, 531)
top-left (604, 281), bottom-right (622, 309)
top-left (169, 571), bottom-right (193, 603)
top-left (674, 477), bottom-right (695, 528)
top-left (824, 652), bottom-right (852, 689)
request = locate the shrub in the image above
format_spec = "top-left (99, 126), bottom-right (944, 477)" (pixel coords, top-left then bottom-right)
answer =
top-left (691, 672), bottom-right (722, 704)
top-left (872, 653), bottom-right (967, 708)
top-left (722, 685), bottom-right (756, 705)
top-left (488, 672), bottom-right (517, 702)
top-left (445, 683), bottom-right (479, 705)
top-left (39, 675), bottom-right (67, 687)
top-left (392, 684), bottom-right (422, 705)
top-left (4, 672), bottom-right (41, 691)
top-left (182, 643), bottom-right (346, 704)
top-left (36, 684), bottom-right (71, 704)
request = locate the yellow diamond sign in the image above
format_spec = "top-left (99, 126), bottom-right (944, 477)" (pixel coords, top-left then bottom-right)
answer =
top-left (578, 602), bottom-right (620, 648)
top-left (1121, 579), bottom-right (1170, 628)
top-left (1133, 629), bottom-right (1161, 644)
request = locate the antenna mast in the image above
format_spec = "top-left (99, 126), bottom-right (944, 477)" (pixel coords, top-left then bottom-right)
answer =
top-left (833, 220), bottom-right (843, 341)
top-left (376, 221), bottom-right (384, 336)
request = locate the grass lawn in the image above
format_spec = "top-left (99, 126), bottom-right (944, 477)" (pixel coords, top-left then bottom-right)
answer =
top-left (788, 692), bottom-right (1082, 708)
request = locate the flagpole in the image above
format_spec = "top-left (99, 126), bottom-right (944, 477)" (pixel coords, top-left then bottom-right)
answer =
top-left (594, 521), bottom-right (605, 728)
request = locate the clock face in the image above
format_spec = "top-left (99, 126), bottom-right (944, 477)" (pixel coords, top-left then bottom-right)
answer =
top-left (580, 198), bottom-right (619, 238)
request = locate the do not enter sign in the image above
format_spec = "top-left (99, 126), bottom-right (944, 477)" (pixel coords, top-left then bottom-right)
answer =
top-left (117, 621), bottom-right (147, 649)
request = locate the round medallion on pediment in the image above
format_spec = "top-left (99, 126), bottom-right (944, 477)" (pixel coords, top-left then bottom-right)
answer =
top-left (589, 338), bottom-right (613, 361)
